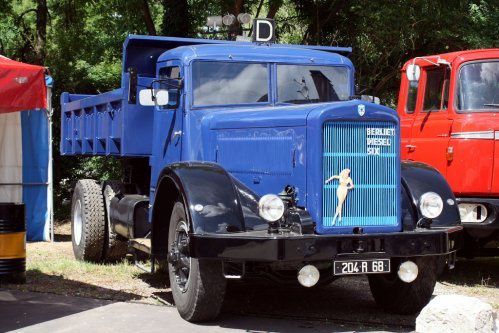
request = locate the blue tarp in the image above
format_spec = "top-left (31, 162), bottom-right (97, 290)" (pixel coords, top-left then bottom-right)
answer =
top-left (21, 109), bottom-right (49, 241)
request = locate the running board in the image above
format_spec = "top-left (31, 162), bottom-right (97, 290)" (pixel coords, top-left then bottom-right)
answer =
top-left (130, 238), bottom-right (151, 254)
top-left (129, 238), bottom-right (155, 274)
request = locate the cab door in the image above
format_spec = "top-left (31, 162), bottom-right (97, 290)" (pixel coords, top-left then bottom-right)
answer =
top-left (150, 60), bottom-right (184, 200)
top-left (406, 66), bottom-right (453, 176)
top-left (397, 76), bottom-right (419, 160)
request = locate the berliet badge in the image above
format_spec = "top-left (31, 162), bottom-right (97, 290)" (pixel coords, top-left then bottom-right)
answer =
top-left (325, 168), bottom-right (354, 225)
top-left (358, 104), bottom-right (365, 116)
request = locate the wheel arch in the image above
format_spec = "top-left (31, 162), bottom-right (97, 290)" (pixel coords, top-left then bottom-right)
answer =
top-left (401, 161), bottom-right (461, 228)
top-left (151, 162), bottom-right (259, 259)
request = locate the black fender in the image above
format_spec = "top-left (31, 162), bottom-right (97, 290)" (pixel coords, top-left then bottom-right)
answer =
top-left (401, 161), bottom-right (461, 229)
top-left (153, 161), bottom-right (267, 235)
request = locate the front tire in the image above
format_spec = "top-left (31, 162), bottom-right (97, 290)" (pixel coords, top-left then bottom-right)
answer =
top-left (168, 201), bottom-right (226, 322)
top-left (71, 179), bottom-right (106, 262)
top-left (368, 256), bottom-right (438, 315)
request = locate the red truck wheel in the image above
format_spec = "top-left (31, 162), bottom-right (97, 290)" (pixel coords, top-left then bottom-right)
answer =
top-left (168, 201), bottom-right (226, 322)
top-left (71, 179), bottom-right (106, 262)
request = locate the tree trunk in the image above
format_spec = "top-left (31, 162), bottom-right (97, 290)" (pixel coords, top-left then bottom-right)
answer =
top-left (34, 0), bottom-right (47, 65)
top-left (267, 0), bottom-right (282, 19)
top-left (161, 0), bottom-right (189, 37)
top-left (141, 0), bottom-right (156, 35)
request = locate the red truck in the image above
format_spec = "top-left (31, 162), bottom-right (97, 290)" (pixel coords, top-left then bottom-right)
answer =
top-left (397, 49), bottom-right (499, 256)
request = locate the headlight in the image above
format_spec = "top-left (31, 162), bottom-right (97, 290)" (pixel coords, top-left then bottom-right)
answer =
top-left (419, 192), bottom-right (443, 219)
top-left (258, 194), bottom-right (285, 222)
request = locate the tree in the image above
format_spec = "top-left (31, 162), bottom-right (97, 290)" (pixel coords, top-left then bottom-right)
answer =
top-left (161, 0), bottom-right (189, 36)
top-left (34, 0), bottom-right (47, 64)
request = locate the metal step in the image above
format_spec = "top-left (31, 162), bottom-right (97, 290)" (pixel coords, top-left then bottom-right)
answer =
top-left (130, 238), bottom-right (151, 254)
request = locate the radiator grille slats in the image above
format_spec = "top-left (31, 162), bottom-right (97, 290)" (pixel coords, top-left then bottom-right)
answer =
top-left (322, 121), bottom-right (399, 229)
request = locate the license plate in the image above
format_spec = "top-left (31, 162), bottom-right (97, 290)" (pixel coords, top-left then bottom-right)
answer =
top-left (333, 259), bottom-right (390, 276)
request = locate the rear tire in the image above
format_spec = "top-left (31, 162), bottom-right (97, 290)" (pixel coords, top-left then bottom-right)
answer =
top-left (71, 179), bottom-right (106, 262)
top-left (168, 201), bottom-right (226, 322)
top-left (368, 256), bottom-right (438, 315)
top-left (102, 180), bottom-right (128, 262)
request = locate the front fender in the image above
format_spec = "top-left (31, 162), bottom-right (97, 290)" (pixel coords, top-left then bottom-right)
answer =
top-left (401, 161), bottom-right (461, 228)
top-left (155, 162), bottom-right (267, 234)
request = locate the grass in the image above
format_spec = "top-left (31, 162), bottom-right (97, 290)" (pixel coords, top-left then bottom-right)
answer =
top-left (436, 257), bottom-right (499, 309)
top-left (2, 222), bottom-right (170, 304)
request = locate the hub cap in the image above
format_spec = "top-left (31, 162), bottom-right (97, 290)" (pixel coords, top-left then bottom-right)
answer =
top-left (170, 220), bottom-right (191, 293)
top-left (73, 200), bottom-right (83, 246)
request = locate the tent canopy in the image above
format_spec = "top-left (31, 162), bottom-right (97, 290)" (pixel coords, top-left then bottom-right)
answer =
top-left (0, 56), bottom-right (47, 113)
top-left (0, 57), bottom-right (52, 241)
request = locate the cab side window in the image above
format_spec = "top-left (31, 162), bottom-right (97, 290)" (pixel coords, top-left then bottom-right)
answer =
top-left (160, 66), bottom-right (180, 79)
top-left (423, 68), bottom-right (448, 112)
top-left (405, 80), bottom-right (418, 114)
top-left (159, 66), bottom-right (181, 109)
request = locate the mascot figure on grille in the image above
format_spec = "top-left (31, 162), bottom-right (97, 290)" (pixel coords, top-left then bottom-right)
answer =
top-left (325, 168), bottom-right (354, 225)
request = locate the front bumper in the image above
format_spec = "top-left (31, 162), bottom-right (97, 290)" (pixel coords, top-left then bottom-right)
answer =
top-left (189, 226), bottom-right (463, 262)
top-left (457, 197), bottom-right (499, 230)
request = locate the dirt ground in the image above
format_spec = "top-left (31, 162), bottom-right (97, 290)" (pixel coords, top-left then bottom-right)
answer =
top-left (2, 221), bottom-right (498, 330)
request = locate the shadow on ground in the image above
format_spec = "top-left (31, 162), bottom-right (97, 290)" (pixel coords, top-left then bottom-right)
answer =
top-left (0, 279), bottom-right (119, 332)
top-left (4, 269), bottom-right (142, 303)
top-left (440, 257), bottom-right (499, 287)
top-left (221, 277), bottom-right (415, 331)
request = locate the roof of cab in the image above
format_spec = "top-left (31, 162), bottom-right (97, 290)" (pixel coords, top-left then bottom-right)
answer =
top-left (158, 43), bottom-right (353, 66)
top-left (401, 48), bottom-right (499, 71)
top-left (122, 34), bottom-right (353, 77)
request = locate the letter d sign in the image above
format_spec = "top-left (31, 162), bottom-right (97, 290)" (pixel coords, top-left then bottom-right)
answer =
top-left (252, 19), bottom-right (276, 43)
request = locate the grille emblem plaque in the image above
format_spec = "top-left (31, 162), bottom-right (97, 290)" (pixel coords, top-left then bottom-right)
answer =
top-left (325, 168), bottom-right (354, 225)
top-left (358, 104), bottom-right (365, 116)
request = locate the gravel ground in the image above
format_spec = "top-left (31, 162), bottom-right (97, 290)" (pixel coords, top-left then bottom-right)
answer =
top-left (2, 221), bottom-right (498, 330)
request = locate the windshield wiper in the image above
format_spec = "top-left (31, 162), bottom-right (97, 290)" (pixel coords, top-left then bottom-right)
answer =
top-left (484, 103), bottom-right (499, 108)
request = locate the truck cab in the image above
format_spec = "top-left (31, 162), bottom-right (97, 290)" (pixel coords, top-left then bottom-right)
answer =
top-left (397, 49), bottom-right (499, 256)
top-left (61, 26), bottom-right (462, 322)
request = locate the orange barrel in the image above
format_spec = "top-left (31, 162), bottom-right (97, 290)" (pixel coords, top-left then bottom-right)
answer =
top-left (0, 203), bottom-right (26, 284)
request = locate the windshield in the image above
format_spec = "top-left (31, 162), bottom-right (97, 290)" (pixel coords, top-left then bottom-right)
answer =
top-left (457, 61), bottom-right (499, 112)
top-left (277, 65), bottom-right (350, 104)
top-left (192, 61), bottom-right (269, 107)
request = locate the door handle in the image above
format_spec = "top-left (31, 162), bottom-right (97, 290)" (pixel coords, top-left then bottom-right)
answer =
top-left (405, 145), bottom-right (416, 151)
top-left (172, 130), bottom-right (182, 142)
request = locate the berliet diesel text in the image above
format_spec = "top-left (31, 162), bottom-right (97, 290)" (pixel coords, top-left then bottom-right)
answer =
top-left (61, 21), bottom-right (462, 322)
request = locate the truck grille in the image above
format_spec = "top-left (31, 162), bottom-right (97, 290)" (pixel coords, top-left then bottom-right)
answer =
top-left (322, 121), bottom-right (399, 230)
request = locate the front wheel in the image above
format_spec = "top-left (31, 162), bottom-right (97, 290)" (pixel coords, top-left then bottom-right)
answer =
top-left (168, 201), bottom-right (226, 322)
top-left (368, 256), bottom-right (438, 315)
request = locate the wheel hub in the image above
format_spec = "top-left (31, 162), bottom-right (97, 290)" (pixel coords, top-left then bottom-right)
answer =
top-left (169, 220), bottom-right (191, 293)
top-left (73, 199), bottom-right (83, 246)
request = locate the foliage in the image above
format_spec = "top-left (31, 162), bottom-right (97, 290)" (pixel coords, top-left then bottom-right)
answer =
top-left (0, 0), bottom-right (497, 219)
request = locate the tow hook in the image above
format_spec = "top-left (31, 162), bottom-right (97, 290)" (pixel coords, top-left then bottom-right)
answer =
top-left (417, 218), bottom-right (432, 229)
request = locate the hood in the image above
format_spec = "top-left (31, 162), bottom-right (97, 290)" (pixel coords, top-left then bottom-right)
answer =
top-left (202, 100), bottom-right (399, 209)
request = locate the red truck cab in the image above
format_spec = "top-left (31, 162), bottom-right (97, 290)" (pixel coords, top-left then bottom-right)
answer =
top-left (397, 49), bottom-right (499, 256)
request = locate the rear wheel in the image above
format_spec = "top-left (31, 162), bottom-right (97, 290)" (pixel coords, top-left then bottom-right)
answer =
top-left (102, 181), bottom-right (128, 262)
top-left (71, 179), bottom-right (106, 262)
top-left (368, 256), bottom-right (438, 315)
top-left (168, 201), bottom-right (226, 322)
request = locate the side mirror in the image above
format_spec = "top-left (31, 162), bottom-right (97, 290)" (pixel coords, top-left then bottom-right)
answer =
top-left (406, 64), bottom-right (421, 82)
top-left (360, 95), bottom-right (380, 104)
top-left (139, 89), bottom-right (169, 106)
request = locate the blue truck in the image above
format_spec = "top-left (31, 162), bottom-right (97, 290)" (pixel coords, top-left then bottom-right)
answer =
top-left (61, 25), bottom-right (462, 322)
